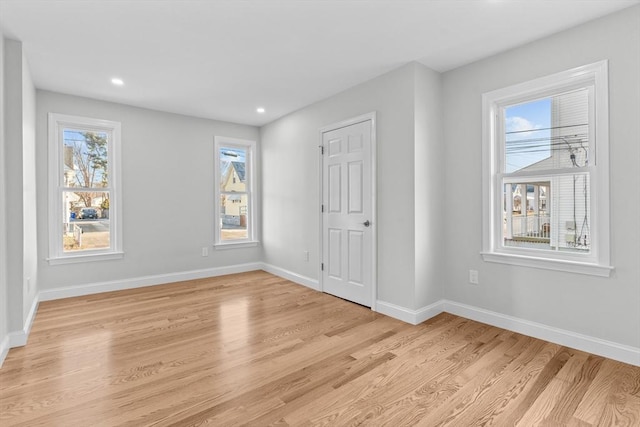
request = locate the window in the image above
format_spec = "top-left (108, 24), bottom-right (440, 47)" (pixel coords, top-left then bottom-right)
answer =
top-left (48, 114), bottom-right (122, 264)
top-left (482, 61), bottom-right (612, 276)
top-left (214, 136), bottom-right (257, 247)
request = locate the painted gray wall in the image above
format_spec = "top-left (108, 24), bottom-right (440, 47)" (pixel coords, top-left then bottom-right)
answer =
top-left (35, 91), bottom-right (262, 291)
top-left (442, 6), bottom-right (640, 348)
top-left (0, 35), bottom-right (8, 352)
top-left (4, 39), bottom-right (24, 334)
top-left (1, 5), bottom-right (637, 364)
top-left (3, 39), bottom-right (37, 334)
top-left (414, 64), bottom-right (444, 309)
top-left (22, 52), bottom-right (37, 321)
top-left (261, 62), bottom-right (442, 310)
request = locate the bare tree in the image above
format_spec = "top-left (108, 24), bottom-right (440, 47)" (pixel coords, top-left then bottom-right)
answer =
top-left (69, 132), bottom-right (108, 207)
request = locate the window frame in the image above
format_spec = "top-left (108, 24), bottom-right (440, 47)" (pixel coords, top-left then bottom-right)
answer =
top-left (48, 113), bottom-right (123, 264)
top-left (213, 136), bottom-right (258, 249)
top-left (481, 61), bottom-right (612, 277)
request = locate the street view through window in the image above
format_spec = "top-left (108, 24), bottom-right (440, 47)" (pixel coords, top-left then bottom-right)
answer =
top-left (62, 129), bottom-right (110, 252)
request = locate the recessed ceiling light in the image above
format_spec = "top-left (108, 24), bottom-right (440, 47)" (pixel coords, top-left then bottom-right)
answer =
top-left (256, 107), bottom-right (265, 114)
top-left (111, 78), bottom-right (124, 86)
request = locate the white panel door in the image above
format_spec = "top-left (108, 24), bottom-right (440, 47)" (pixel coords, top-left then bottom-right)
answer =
top-left (322, 119), bottom-right (373, 307)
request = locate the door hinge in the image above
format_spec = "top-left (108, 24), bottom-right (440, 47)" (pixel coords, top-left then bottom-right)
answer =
top-left (319, 145), bottom-right (324, 155)
top-left (321, 204), bottom-right (324, 213)
top-left (321, 263), bottom-right (324, 271)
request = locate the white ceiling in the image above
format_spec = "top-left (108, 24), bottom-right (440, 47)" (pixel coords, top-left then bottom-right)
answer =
top-left (1, 0), bottom-right (638, 126)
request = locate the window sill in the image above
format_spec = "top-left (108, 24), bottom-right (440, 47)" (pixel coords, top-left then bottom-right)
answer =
top-left (214, 241), bottom-right (260, 250)
top-left (481, 251), bottom-right (613, 277)
top-left (48, 251), bottom-right (124, 265)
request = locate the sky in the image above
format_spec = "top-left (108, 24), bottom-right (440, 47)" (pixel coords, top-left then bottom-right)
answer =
top-left (63, 129), bottom-right (108, 186)
top-left (504, 98), bottom-right (551, 173)
top-left (220, 147), bottom-right (246, 163)
top-left (219, 147), bottom-right (246, 181)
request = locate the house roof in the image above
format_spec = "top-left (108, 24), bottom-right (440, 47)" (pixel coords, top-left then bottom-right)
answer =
top-left (231, 162), bottom-right (246, 182)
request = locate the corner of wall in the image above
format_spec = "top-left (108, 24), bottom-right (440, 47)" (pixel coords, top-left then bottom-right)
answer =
top-left (413, 62), bottom-right (446, 309)
top-left (21, 50), bottom-right (38, 324)
top-left (0, 33), bottom-right (9, 368)
top-left (1, 36), bottom-right (38, 361)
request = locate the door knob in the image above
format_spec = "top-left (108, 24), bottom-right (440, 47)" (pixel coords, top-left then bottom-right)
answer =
top-left (363, 220), bottom-right (370, 227)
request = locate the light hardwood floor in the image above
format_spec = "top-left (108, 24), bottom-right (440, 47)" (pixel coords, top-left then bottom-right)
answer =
top-left (1, 271), bottom-right (639, 426)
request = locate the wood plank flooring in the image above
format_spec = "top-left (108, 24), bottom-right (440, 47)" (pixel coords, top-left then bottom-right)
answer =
top-left (1, 270), bottom-right (639, 426)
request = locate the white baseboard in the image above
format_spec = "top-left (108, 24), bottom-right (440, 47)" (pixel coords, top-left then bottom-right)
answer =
top-left (38, 262), bottom-right (263, 301)
top-left (5, 264), bottom-right (638, 368)
top-left (373, 298), bottom-right (639, 366)
top-left (8, 294), bottom-right (39, 348)
top-left (375, 300), bottom-right (444, 325)
top-left (11, 294), bottom-right (39, 346)
top-left (442, 300), bottom-right (640, 367)
top-left (0, 294), bottom-right (40, 368)
top-left (416, 300), bottom-right (447, 324)
top-left (0, 334), bottom-right (9, 368)
top-left (259, 263), bottom-right (320, 291)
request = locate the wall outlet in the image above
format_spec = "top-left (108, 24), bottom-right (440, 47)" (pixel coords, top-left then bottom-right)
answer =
top-left (303, 250), bottom-right (310, 262)
top-left (202, 247), bottom-right (209, 257)
top-left (469, 270), bottom-right (479, 285)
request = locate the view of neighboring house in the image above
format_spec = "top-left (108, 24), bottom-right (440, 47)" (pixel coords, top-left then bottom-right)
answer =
top-left (220, 160), bottom-right (248, 226)
top-left (503, 88), bottom-right (590, 252)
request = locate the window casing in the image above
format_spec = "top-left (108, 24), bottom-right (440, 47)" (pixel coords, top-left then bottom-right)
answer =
top-left (214, 136), bottom-right (258, 248)
top-left (48, 114), bottom-right (122, 264)
top-left (481, 61), bottom-right (612, 276)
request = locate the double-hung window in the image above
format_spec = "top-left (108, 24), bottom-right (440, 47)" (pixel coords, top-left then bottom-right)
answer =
top-left (214, 136), bottom-right (258, 248)
top-left (482, 61), bottom-right (612, 276)
top-left (48, 113), bottom-right (122, 264)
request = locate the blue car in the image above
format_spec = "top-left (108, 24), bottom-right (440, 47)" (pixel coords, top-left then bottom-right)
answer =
top-left (79, 208), bottom-right (98, 219)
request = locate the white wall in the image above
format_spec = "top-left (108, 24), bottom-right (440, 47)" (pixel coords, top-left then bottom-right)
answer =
top-left (35, 91), bottom-right (262, 292)
top-left (261, 62), bottom-right (444, 311)
top-left (442, 6), bottom-right (640, 348)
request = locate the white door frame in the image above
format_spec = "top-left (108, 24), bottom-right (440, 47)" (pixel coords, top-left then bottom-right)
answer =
top-left (318, 112), bottom-right (377, 311)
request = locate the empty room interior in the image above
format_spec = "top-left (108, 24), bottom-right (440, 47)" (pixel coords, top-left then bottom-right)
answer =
top-left (1, 1), bottom-right (639, 425)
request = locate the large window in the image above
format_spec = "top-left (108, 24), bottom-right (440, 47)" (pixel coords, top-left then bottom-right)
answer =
top-left (48, 114), bottom-right (122, 263)
top-left (482, 61), bottom-right (612, 276)
top-left (214, 136), bottom-right (257, 247)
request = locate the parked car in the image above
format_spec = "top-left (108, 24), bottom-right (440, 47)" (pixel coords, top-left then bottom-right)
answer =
top-left (79, 208), bottom-right (98, 219)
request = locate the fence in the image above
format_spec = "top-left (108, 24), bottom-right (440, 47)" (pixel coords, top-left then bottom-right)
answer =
top-left (73, 223), bottom-right (83, 247)
top-left (511, 214), bottom-right (550, 239)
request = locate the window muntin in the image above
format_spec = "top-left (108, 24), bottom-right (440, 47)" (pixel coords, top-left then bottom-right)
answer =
top-left (49, 114), bottom-right (122, 263)
top-left (482, 61), bottom-right (611, 276)
top-left (214, 137), bottom-right (257, 246)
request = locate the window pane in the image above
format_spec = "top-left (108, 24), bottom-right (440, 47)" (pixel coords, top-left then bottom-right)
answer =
top-left (220, 194), bottom-right (248, 240)
top-left (63, 129), bottom-right (109, 188)
top-left (503, 175), bottom-right (590, 253)
top-left (504, 88), bottom-right (589, 173)
top-left (556, 174), bottom-right (591, 252)
top-left (63, 190), bottom-right (110, 252)
top-left (219, 147), bottom-right (247, 192)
